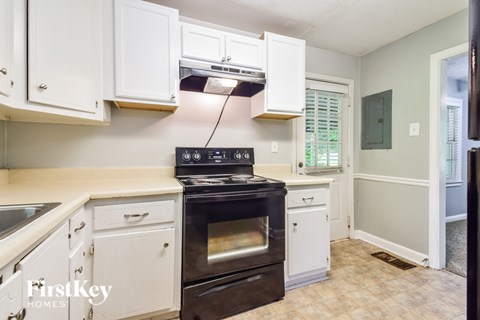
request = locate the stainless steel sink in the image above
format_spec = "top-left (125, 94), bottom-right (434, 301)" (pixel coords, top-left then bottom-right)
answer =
top-left (0, 202), bottom-right (62, 240)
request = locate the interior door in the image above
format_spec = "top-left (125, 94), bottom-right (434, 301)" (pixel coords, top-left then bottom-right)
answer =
top-left (296, 80), bottom-right (351, 241)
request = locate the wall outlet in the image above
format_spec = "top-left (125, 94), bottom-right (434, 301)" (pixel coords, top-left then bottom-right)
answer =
top-left (409, 123), bottom-right (420, 136)
top-left (271, 141), bottom-right (279, 153)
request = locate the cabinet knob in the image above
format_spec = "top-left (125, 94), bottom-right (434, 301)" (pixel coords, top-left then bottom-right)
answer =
top-left (221, 57), bottom-right (226, 62)
top-left (293, 222), bottom-right (298, 227)
top-left (164, 242), bottom-right (169, 248)
top-left (31, 278), bottom-right (45, 288)
top-left (75, 266), bottom-right (84, 274)
top-left (171, 94), bottom-right (176, 100)
top-left (38, 83), bottom-right (48, 90)
top-left (227, 56), bottom-right (231, 61)
top-left (0, 68), bottom-right (7, 75)
top-left (8, 308), bottom-right (26, 320)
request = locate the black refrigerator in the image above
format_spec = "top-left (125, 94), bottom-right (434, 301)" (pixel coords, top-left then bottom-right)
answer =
top-left (468, 1), bottom-right (480, 319)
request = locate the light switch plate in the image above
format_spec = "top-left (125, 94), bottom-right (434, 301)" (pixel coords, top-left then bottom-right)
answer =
top-left (409, 123), bottom-right (420, 136)
top-left (271, 141), bottom-right (279, 153)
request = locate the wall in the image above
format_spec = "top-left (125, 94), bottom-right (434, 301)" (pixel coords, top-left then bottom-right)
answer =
top-left (355, 9), bottom-right (468, 254)
top-left (445, 77), bottom-right (476, 216)
top-left (0, 120), bottom-right (5, 168)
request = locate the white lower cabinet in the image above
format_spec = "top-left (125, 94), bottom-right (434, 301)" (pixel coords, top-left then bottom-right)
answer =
top-left (0, 271), bottom-right (23, 320)
top-left (285, 186), bottom-right (330, 289)
top-left (18, 222), bottom-right (70, 320)
top-left (92, 229), bottom-right (175, 320)
top-left (69, 244), bottom-right (87, 320)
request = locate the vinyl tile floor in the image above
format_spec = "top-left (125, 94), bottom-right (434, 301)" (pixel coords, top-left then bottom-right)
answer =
top-left (227, 239), bottom-right (466, 320)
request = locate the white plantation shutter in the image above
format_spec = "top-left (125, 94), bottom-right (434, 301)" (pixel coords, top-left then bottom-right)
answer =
top-left (446, 101), bottom-right (462, 184)
top-left (305, 89), bottom-right (346, 172)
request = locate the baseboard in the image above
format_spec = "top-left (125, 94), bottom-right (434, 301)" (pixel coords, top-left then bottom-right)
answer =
top-left (354, 230), bottom-right (429, 266)
top-left (446, 213), bottom-right (467, 223)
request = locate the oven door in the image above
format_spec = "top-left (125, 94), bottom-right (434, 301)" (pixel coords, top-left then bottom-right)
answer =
top-left (183, 188), bottom-right (286, 283)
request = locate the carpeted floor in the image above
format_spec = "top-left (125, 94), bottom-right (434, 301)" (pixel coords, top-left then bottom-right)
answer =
top-left (446, 219), bottom-right (467, 277)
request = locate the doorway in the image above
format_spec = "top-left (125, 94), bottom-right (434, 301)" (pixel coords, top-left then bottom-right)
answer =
top-left (294, 73), bottom-right (354, 241)
top-left (429, 43), bottom-right (468, 270)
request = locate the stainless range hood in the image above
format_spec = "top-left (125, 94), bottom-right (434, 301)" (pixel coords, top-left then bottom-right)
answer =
top-left (179, 60), bottom-right (266, 97)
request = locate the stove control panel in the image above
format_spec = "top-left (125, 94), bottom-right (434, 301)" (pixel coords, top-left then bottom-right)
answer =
top-left (176, 147), bottom-right (254, 166)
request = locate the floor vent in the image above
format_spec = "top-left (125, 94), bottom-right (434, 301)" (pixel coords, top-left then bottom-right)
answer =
top-left (371, 251), bottom-right (416, 270)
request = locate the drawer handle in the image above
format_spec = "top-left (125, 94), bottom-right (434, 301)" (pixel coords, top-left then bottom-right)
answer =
top-left (0, 68), bottom-right (7, 75)
top-left (75, 266), bottom-right (84, 274)
top-left (302, 197), bottom-right (314, 201)
top-left (31, 278), bottom-right (45, 288)
top-left (74, 221), bottom-right (86, 232)
top-left (8, 308), bottom-right (26, 320)
top-left (124, 212), bottom-right (149, 219)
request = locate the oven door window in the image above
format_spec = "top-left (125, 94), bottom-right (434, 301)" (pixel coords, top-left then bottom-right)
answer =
top-left (208, 217), bottom-right (269, 263)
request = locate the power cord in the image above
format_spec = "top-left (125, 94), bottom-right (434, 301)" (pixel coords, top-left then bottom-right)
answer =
top-left (205, 94), bottom-right (231, 147)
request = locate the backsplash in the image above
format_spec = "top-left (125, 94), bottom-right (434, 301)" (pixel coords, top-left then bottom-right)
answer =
top-left (0, 120), bottom-right (5, 168)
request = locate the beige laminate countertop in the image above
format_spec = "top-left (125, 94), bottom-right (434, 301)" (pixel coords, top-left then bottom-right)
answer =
top-left (0, 175), bottom-right (183, 270)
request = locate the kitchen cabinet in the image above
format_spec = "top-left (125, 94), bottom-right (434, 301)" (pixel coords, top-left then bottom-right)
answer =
top-left (89, 197), bottom-right (181, 320)
top-left (18, 222), bottom-right (69, 320)
top-left (181, 23), bottom-right (264, 70)
top-left (0, 271), bottom-right (24, 320)
top-left (285, 186), bottom-right (330, 289)
top-left (0, 0), bottom-right (13, 99)
top-left (69, 245), bottom-right (87, 320)
top-left (103, 0), bottom-right (180, 112)
top-left (251, 32), bottom-right (305, 119)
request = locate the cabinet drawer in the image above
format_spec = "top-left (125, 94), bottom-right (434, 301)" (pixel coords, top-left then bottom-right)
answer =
top-left (69, 208), bottom-right (86, 249)
top-left (287, 189), bottom-right (327, 208)
top-left (93, 200), bottom-right (174, 231)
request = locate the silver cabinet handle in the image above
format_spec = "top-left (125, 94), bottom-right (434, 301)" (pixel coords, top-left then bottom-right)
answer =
top-left (74, 221), bottom-right (86, 233)
top-left (171, 94), bottom-right (175, 99)
top-left (164, 242), bottom-right (169, 248)
top-left (226, 56), bottom-right (231, 61)
top-left (0, 68), bottom-right (7, 75)
top-left (75, 266), bottom-right (84, 274)
top-left (38, 83), bottom-right (48, 90)
top-left (302, 197), bottom-right (314, 201)
top-left (293, 222), bottom-right (298, 227)
top-left (8, 308), bottom-right (26, 320)
top-left (221, 57), bottom-right (226, 62)
top-left (31, 278), bottom-right (45, 288)
top-left (124, 212), bottom-right (149, 219)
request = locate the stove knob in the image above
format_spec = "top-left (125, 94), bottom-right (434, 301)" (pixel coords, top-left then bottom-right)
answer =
top-left (234, 152), bottom-right (242, 160)
top-left (182, 152), bottom-right (191, 161)
top-left (243, 152), bottom-right (250, 160)
top-left (192, 152), bottom-right (201, 161)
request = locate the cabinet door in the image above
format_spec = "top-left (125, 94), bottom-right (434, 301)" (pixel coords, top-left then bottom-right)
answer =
top-left (226, 34), bottom-right (263, 70)
top-left (288, 208), bottom-right (329, 276)
top-left (0, 0), bottom-right (13, 97)
top-left (265, 33), bottom-right (305, 114)
top-left (181, 24), bottom-right (225, 63)
top-left (18, 223), bottom-right (69, 320)
top-left (0, 271), bottom-right (23, 320)
top-left (69, 244), bottom-right (86, 320)
top-left (93, 228), bottom-right (175, 320)
top-left (28, 0), bottom-right (101, 113)
top-left (114, 0), bottom-right (178, 103)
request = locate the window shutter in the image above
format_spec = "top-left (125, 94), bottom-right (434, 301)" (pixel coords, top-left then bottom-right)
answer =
top-left (305, 89), bottom-right (345, 172)
top-left (446, 103), bottom-right (461, 184)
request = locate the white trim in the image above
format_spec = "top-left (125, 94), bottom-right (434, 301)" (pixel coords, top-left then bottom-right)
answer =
top-left (294, 72), bottom-right (355, 240)
top-left (445, 213), bottom-right (467, 223)
top-left (354, 173), bottom-right (429, 187)
top-left (429, 42), bottom-right (468, 270)
top-left (446, 182), bottom-right (462, 188)
top-left (354, 230), bottom-right (429, 267)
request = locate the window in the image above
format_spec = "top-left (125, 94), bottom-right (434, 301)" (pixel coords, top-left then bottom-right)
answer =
top-left (446, 98), bottom-right (462, 185)
top-left (304, 86), bottom-right (346, 172)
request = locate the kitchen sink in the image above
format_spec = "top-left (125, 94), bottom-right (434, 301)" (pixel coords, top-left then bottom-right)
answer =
top-left (0, 202), bottom-right (62, 240)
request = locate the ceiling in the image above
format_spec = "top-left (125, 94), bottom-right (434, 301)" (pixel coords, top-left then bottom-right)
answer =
top-left (149, 0), bottom-right (468, 56)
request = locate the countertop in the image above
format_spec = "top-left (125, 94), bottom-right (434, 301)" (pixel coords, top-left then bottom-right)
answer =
top-left (0, 165), bottom-right (332, 269)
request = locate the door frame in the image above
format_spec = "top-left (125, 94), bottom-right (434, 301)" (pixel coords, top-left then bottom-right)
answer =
top-left (292, 72), bottom-right (355, 239)
top-left (429, 42), bottom-right (468, 269)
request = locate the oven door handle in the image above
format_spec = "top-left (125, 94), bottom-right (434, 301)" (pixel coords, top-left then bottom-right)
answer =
top-left (185, 189), bottom-right (287, 203)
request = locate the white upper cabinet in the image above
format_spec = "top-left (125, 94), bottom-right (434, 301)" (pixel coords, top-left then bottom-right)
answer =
top-left (27, 0), bottom-right (102, 115)
top-left (109, 0), bottom-right (179, 110)
top-left (181, 23), bottom-right (263, 70)
top-left (0, 0), bottom-right (13, 98)
top-left (251, 32), bottom-right (305, 119)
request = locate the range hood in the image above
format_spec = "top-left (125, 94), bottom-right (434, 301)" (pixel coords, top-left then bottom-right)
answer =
top-left (179, 60), bottom-right (266, 97)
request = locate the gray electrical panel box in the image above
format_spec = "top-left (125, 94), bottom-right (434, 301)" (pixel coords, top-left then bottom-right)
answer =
top-left (361, 90), bottom-right (392, 150)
